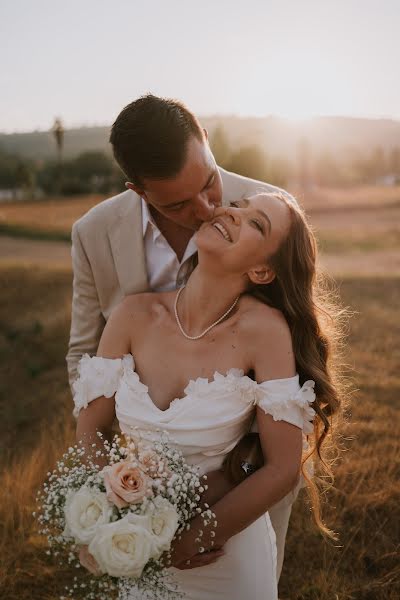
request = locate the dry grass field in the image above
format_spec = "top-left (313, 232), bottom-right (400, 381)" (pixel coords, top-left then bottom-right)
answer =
top-left (1, 185), bottom-right (399, 276)
top-left (0, 185), bottom-right (399, 599)
top-left (0, 194), bottom-right (104, 238)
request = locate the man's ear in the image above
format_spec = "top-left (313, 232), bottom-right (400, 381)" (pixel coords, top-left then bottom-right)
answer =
top-left (125, 181), bottom-right (147, 201)
top-left (203, 128), bottom-right (209, 141)
top-left (247, 265), bottom-right (276, 286)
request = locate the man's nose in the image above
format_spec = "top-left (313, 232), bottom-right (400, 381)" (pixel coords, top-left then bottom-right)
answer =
top-left (194, 195), bottom-right (215, 221)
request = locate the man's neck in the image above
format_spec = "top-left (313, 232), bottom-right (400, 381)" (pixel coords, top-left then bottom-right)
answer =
top-left (150, 207), bottom-right (194, 262)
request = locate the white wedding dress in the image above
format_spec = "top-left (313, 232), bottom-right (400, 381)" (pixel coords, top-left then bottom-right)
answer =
top-left (73, 354), bottom-right (316, 600)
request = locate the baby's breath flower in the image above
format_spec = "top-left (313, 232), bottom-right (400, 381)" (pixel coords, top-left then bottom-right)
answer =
top-left (36, 430), bottom-right (211, 599)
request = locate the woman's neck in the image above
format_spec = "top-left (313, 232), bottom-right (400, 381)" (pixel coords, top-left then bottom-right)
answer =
top-left (175, 266), bottom-right (245, 336)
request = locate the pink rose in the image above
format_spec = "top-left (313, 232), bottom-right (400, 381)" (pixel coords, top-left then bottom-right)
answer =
top-left (79, 545), bottom-right (102, 576)
top-left (103, 461), bottom-right (153, 509)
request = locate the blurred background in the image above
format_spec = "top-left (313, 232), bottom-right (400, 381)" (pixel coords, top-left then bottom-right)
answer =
top-left (0, 1), bottom-right (399, 599)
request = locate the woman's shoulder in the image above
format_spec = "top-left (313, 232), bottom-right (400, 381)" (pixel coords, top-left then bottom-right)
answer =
top-left (113, 291), bottom-right (173, 321)
top-left (239, 294), bottom-right (290, 337)
top-left (239, 294), bottom-right (295, 377)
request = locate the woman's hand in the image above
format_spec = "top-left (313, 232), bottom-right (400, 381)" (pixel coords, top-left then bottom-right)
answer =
top-left (173, 548), bottom-right (226, 570)
top-left (166, 468), bottom-right (232, 569)
top-left (168, 533), bottom-right (225, 570)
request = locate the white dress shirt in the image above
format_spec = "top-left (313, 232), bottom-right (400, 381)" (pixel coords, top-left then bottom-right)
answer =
top-left (141, 199), bottom-right (198, 292)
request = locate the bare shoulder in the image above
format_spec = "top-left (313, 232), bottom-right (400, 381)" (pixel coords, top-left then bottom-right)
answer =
top-left (239, 294), bottom-right (290, 335)
top-left (238, 294), bottom-right (295, 380)
top-left (113, 292), bottom-right (173, 331)
top-left (114, 291), bottom-right (168, 323)
top-left (98, 291), bottom-right (170, 357)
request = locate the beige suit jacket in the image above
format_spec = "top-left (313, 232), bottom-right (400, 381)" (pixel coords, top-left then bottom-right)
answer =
top-left (66, 167), bottom-right (295, 390)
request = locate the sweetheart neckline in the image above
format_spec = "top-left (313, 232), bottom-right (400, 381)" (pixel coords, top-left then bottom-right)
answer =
top-left (73, 354), bottom-right (313, 432)
top-left (118, 353), bottom-right (300, 415)
top-left (126, 361), bottom-right (247, 414)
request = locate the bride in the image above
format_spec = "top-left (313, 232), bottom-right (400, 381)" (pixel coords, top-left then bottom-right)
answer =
top-left (74, 191), bottom-right (342, 599)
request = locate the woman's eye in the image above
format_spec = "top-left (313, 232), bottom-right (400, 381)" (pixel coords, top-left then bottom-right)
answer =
top-left (251, 219), bottom-right (264, 233)
top-left (230, 201), bottom-right (240, 207)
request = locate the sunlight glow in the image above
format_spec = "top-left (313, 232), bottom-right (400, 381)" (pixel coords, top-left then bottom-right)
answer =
top-left (0, 0), bottom-right (399, 131)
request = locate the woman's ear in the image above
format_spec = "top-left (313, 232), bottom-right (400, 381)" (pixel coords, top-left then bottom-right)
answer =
top-left (247, 265), bottom-right (276, 286)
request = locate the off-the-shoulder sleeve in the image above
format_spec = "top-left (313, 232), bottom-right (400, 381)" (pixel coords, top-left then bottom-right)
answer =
top-left (72, 354), bottom-right (133, 418)
top-left (254, 374), bottom-right (316, 434)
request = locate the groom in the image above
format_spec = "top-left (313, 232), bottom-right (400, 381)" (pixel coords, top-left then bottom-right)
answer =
top-left (67, 93), bottom-right (299, 581)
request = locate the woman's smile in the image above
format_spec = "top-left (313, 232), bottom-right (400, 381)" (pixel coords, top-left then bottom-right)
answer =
top-left (211, 220), bottom-right (233, 242)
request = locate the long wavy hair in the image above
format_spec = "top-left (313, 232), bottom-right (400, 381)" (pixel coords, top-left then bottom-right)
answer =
top-left (249, 192), bottom-right (349, 539)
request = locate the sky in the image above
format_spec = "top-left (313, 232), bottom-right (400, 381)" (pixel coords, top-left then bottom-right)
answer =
top-left (1, 0), bottom-right (399, 133)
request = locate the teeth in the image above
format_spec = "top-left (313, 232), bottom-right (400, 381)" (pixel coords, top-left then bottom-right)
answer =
top-left (213, 222), bottom-right (231, 242)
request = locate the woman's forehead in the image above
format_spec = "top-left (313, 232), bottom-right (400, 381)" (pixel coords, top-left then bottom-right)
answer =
top-left (245, 193), bottom-right (290, 232)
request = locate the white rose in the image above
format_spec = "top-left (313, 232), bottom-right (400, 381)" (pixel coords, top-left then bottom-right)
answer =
top-left (144, 495), bottom-right (180, 559)
top-left (88, 513), bottom-right (155, 578)
top-left (63, 487), bottom-right (113, 545)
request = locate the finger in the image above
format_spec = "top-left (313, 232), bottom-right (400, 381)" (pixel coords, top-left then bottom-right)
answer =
top-left (177, 551), bottom-right (225, 569)
top-left (182, 557), bottom-right (220, 569)
top-left (175, 549), bottom-right (223, 566)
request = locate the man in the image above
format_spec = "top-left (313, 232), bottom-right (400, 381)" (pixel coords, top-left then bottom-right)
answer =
top-left (67, 94), bottom-right (300, 581)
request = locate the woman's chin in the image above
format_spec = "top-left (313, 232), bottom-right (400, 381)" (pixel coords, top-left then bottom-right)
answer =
top-left (195, 227), bottom-right (226, 256)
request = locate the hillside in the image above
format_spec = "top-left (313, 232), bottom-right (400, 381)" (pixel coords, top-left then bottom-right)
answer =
top-left (1, 116), bottom-right (400, 161)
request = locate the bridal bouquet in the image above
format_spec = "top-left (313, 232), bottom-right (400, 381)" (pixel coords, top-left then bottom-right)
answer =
top-left (36, 429), bottom-right (217, 600)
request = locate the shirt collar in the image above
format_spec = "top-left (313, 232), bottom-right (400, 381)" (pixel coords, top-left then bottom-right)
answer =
top-left (141, 197), bottom-right (198, 261)
top-left (141, 198), bottom-right (160, 241)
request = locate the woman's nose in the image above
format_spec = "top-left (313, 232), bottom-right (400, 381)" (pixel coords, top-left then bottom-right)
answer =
top-left (223, 205), bottom-right (241, 224)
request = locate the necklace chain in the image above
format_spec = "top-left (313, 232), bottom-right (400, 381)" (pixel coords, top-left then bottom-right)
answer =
top-left (174, 286), bottom-right (240, 340)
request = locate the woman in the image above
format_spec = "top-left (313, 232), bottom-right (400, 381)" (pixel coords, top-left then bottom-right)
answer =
top-left (74, 192), bottom-right (343, 599)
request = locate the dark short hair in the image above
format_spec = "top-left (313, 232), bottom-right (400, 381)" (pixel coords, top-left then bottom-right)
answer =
top-left (109, 94), bottom-right (204, 186)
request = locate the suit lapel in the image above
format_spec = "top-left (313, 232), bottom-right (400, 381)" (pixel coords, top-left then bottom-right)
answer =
top-left (108, 191), bottom-right (149, 295)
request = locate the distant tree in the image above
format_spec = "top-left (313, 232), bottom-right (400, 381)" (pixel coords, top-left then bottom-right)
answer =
top-left (371, 145), bottom-right (387, 179)
top-left (0, 151), bottom-right (18, 188)
top-left (71, 151), bottom-right (114, 193)
top-left (389, 147), bottom-right (400, 174)
top-left (210, 125), bottom-right (231, 168)
top-left (15, 161), bottom-right (35, 195)
top-left (265, 157), bottom-right (291, 189)
top-left (314, 150), bottom-right (343, 186)
top-left (52, 117), bottom-right (65, 164)
top-left (36, 161), bottom-right (62, 195)
top-left (0, 151), bottom-right (35, 197)
top-left (51, 118), bottom-right (65, 194)
top-left (71, 151), bottom-right (113, 180)
top-left (37, 151), bottom-right (115, 196)
top-left (297, 137), bottom-right (313, 190)
top-left (227, 145), bottom-right (268, 181)
top-left (226, 144), bottom-right (289, 188)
